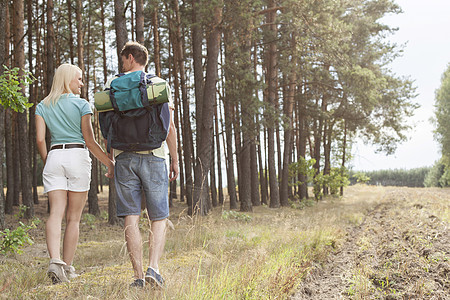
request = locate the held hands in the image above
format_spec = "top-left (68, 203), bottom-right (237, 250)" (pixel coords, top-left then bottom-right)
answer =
top-left (105, 161), bottom-right (115, 178)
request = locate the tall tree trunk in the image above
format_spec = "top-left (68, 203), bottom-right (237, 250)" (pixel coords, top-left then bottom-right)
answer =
top-left (5, 109), bottom-right (14, 214)
top-left (192, 4), bottom-right (222, 216)
top-left (114, 0), bottom-right (128, 73)
top-left (135, 0), bottom-right (144, 44)
top-left (14, 0), bottom-right (34, 218)
top-left (191, 0), bottom-right (204, 145)
top-left (298, 87), bottom-right (308, 200)
top-left (13, 118), bottom-right (20, 207)
top-left (210, 136), bottom-right (217, 208)
top-left (5, 1), bottom-right (14, 214)
top-left (172, 0), bottom-right (194, 214)
top-left (223, 95), bottom-right (238, 209)
top-left (257, 124), bottom-right (268, 205)
top-left (75, 0), bottom-right (86, 99)
top-left (46, 0), bottom-right (55, 93)
top-left (214, 102), bottom-right (224, 205)
top-left (27, 0), bottom-right (38, 205)
top-left (152, 2), bottom-right (161, 76)
top-left (340, 120), bottom-right (347, 196)
top-left (323, 121), bottom-right (332, 195)
top-left (67, 0), bottom-right (75, 64)
top-left (0, 0), bottom-right (6, 229)
top-left (280, 34), bottom-right (297, 206)
top-left (265, 0), bottom-right (279, 208)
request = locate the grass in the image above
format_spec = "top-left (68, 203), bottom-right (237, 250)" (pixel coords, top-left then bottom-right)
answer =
top-left (0, 185), bottom-right (386, 299)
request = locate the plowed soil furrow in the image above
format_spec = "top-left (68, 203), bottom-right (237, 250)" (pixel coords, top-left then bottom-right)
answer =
top-left (293, 188), bottom-right (450, 300)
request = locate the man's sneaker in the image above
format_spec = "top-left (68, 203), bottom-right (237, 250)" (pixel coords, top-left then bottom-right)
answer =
top-left (63, 265), bottom-right (80, 280)
top-left (130, 278), bottom-right (145, 288)
top-left (145, 267), bottom-right (165, 288)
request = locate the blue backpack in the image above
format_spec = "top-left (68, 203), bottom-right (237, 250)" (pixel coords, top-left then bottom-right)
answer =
top-left (99, 71), bottom-right (171, 153)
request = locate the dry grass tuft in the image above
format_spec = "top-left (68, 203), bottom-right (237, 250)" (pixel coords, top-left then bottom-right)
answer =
top-left (3, 185), bottom-right (432, 299)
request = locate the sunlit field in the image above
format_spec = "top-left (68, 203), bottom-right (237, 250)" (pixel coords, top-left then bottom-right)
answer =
top-left (1, 185), bottom-right (448, 299)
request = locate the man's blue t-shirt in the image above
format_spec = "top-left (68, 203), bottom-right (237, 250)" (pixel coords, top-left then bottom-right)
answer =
top-left (35, 94), bottom-right (92, 146)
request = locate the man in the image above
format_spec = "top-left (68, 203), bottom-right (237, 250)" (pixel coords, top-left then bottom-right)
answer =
top-left (102, 41), bottom-right (178, 288)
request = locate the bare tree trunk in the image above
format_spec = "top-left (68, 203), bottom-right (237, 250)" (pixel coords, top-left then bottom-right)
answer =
top-left (214, 102), bottom-right (224, 205)
top-left (114, 0), bottom-right (128, 73)
top-left (152, 2), bottom-right (161, 76)
top-left (14, 0), bottom-right (34, 218)
top-left (210, 136), bottom-right (217, 208)
top-left (46, 0), bottom-right (55, 93)
top-left (257, 124), bottom-right (268, 205)
top-left (265, 0), bottom-right (279, 208)
top-left (13, 119), bottom-right (20, 207)
top-left (67, 0), bottom-right (75, 64)
top-left (223, 95), bottom-right (238, 209)
top-left (191, 0), bottom-right (204, 145)
top-left (280, 34), bottom-right (297, 206)
top-left (5, 109), bottom-right (14, 214)
top-left (192, 4), bottom-right (222, 216)
top-left (135, 0), bottom-right (144, 44)
top-left (0, 0), bottom-right (6, 229)
top-left (340, 120), bottom-right (347, 196)
top-left (27, 0), bottom-right (38, 205)
top-left (172, 0), bottom-right (194, 214)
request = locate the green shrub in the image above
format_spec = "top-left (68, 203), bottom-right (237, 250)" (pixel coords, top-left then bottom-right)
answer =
top-left (0, 207), bottom-right (40, 255)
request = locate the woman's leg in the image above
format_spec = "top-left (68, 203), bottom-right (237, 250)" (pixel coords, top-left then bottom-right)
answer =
top-left (46, 190), bottom-right (68, 259)
top-left (62, 191), bottom-right (88, 265)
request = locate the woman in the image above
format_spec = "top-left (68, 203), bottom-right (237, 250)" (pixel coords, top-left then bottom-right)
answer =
top-left (35, 64), bottom-right (114, 284)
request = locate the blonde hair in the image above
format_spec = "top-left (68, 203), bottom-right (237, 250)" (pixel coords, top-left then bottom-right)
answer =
top-left (42, 64), bottom-right (82, 105)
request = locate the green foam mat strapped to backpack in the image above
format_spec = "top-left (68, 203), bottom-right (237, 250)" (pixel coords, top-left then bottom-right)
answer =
top-left (94, 72), bottom-right (171, 112)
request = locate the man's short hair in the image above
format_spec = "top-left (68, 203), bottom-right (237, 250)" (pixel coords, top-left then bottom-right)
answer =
top-left (120, 41), bottom-right (149, 66)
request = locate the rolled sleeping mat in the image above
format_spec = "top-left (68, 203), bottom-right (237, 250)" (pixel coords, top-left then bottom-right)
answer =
top-left (94, 77), bottom-right (171, 112)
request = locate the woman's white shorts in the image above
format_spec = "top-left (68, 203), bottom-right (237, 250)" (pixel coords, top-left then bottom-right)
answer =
top-left (42, 148), bottom-right (92, 193)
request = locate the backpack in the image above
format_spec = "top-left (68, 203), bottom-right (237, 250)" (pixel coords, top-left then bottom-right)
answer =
top-left (97, 71), bottom-right (171, 153)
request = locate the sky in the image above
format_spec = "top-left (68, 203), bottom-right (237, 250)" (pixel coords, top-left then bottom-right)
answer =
top-left (351, 0), bottom-right (450, 171)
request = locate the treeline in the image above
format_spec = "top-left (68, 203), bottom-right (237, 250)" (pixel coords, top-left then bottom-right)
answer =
top-left (0, 0), bottom-right (417, 228)
top-left (350, 168), bottom-right (431, 187)
top-left (429, 64), bottom-right (450, 187)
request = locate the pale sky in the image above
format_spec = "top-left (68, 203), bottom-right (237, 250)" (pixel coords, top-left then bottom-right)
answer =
top-left (351, 0), bottom-right (450, 171)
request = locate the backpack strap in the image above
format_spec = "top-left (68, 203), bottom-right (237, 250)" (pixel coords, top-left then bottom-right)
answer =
top-left (139, 72), bottom-right (151, 110)
top-left (109, 73), bottom-right (126, 116)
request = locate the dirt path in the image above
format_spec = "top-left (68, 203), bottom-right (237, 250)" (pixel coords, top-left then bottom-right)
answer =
top-left (292, 188), bottom-right (450, 300)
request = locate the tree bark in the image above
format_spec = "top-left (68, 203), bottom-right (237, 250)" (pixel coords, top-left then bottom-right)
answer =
top-left (14, 0), bottom-right (34, 218)
top-left (67, 0), bottom-right (75, 64)
top-left (265, 0), bottom-right (279, 208)
top-left (214, 102), bottom-right (224, 205)
top-left (114, 0), bottom-right (128, 73)
top-left (152, 2), bottom-right (161, 76)
top-left (191, 0), bottom-right (204, 145)
top-left (27, 0), bottom-right (39, 205)
top-left (192, 4), bottom-right (222, 216)
top-left (135, 0), bottom-right (144, 44)
top-left (0, 0), bottom-right (6, 229)
top-left (280, 34), bottom-right (297, 206)
top-left (172, 0), bottom-right (194, 214)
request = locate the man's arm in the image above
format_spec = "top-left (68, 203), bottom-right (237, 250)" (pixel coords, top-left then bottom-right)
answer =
top-left (166, 108), bottom-right (179, 182)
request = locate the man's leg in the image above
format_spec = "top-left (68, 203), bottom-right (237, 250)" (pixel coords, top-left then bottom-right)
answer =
top-left (124, 215), bottom-right (144, 279)
top-left (148, 218), bottom-right (167, 271)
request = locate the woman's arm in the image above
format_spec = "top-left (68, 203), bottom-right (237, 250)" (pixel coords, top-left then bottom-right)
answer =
top-left (81, 114), bottom-right (115, 178)
top-left (35, 115), bottom-right (48, 164)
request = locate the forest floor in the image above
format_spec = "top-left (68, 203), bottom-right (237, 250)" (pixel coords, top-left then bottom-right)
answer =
top-left (0, 185), bottom-right (449, 299)
top-left (292, 187), bottom-right (450, 300)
